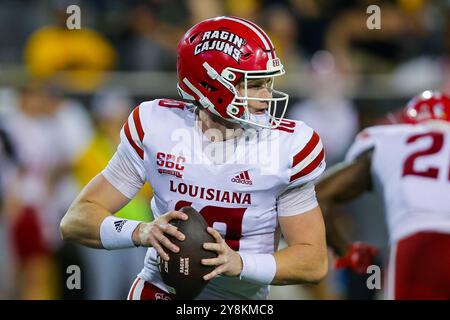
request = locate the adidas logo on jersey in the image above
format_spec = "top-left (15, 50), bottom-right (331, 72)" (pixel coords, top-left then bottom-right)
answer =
top-left (231, 170), bottom-right (253, 185)
top-left (114, 220), bottom-right (127, 233)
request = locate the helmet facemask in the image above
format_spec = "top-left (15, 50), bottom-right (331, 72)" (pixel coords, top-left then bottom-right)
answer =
top-left (200, 61), bottom-right (289, 130)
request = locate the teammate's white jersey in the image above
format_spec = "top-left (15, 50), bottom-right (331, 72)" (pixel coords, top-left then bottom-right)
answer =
top-left (103, 98), bottom-right (325, 299)
top-left (346, 124), bottom-right (450, 243)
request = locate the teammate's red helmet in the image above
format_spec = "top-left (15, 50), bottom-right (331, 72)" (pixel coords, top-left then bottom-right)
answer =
top-left (177, 16), bottom-right (288, 129)
top-left (403, 90), bottom-right (450, 124)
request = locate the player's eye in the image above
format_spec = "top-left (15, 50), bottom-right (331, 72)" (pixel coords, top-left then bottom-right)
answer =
top-left (248, 79), bottom-right (271, 89)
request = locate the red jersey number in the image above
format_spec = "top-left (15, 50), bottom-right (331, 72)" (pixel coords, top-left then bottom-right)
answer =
top-left (175, 201), bottom-right (246, 251)
top-left (402, 132), bottom-right (449, 180)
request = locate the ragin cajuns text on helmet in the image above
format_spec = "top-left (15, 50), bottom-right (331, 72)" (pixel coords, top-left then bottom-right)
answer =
top-left (177, 16), bottom-right (289, 129)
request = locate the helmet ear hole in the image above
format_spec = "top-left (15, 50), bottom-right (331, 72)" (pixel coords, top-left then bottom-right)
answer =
top-left (199, 82), bottom-right (217, 92)
top-left (189, 32), bottom-right (201, 44)
top-left (218, 98), bottom-right (223, 104)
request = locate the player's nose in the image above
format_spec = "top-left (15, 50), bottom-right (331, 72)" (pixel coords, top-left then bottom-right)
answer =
top-left (258, 87), bottom-right (273, 99)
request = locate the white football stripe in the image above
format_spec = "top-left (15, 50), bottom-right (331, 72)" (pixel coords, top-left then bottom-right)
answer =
top-left (291, 139), bottom-right (323, 176)
top-left (132, 278), bottom-right (145, 300)
top-left (128, 112), bottom-right (143, 149)
top-left (127, 278), bottom-right (139, 300)
top-left (223, 16), bottom-right (274, 60)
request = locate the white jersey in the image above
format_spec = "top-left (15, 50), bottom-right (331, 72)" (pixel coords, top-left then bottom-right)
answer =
top-left (103, 98), bottom-right (325, 299)
top-left (346, 124), bottom-right (450, 243)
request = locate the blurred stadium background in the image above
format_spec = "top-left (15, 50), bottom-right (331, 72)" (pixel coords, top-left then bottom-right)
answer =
top-left (0, 0), bottom-right (449, 300)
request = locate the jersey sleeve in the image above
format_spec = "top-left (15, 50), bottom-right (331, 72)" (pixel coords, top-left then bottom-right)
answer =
top-left (345, 128), bottom-right (378, 162)
top-left (101, 104), bottom-right (147, 199)
top-left (277, 182), bottom-right (319, 216)
top-left (286, 124), bottom-right (326, 189)
top-left (121, 104), bottom-right (146, 160)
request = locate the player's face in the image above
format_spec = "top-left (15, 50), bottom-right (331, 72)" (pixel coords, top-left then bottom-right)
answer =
top-left (236, 77), bottom-right (274, 115)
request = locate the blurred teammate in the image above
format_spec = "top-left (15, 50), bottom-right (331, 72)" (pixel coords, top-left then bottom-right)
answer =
top-left (60, 16), bottom-right (328, 300)
top-left (2, 83), bottom-right (63, 299)
top-left (317, 91), bottom-right (450, 299)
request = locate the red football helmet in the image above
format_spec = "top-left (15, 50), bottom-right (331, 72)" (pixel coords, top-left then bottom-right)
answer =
top-left (402, 90), bottom-right (450, 125)
top-left (177, 16), bottom-right (288, 129)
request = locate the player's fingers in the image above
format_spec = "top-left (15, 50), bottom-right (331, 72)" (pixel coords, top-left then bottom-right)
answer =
top-left (201, 255), bottom-right (228, 266)
top-left (207, 227), bottom-right (223, 243)
top-left (166, 210), bottom-right (188, 221)
top-left (150, 227), bottom-right (179, 252)
top-left (203, 266), bottom-right (222, 281)
top-left (203, 242), bottom-right (222, 253)
top-left (157, 233), bottom-right (180, 253)
top-left (161, 223), bottom-right (185, 241)
top-left (152, 240), bottom-right (169, 261)
top-left (203, 265), bottom-right (225, 281)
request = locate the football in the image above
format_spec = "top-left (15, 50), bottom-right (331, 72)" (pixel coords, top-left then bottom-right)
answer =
top-left (157, 206), bottom-right (217, 300)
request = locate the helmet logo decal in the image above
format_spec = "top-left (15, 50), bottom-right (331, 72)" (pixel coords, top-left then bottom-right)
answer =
top-left (272, 58), bottom-right (280, 67)
top-left (194, 30), bottom-right (245, 62)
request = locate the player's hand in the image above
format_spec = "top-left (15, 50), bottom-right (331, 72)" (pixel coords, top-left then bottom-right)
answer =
top-left (335, 242), bottom-right (379, 275)
top-left (201, 227), bottom-right (243, 280)
top-left (132, 210), bottom-right (187, 261)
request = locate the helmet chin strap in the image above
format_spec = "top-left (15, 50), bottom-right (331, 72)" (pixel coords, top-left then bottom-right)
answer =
top-left (203, 62), bottom-right (236, 93)
top-left (181, 77), bottom-right (220, 116)
top-left (177, 83), bottom-right (195, 100)
top-left (202, 62), bottom-right (251, 125)
top-left (181, 76), bottom-right (243, 126)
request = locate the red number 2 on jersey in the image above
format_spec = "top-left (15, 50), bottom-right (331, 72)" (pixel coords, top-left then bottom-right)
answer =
top-left (175, 201), bottom-right (246, 251)
top-left (402, 132), bottom-right (449, 180)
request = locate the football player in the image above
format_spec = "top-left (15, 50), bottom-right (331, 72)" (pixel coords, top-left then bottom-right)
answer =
top-left (60, 16), bottom-right (328, 300)
top-left (316, 90), bottom-right (450, 299)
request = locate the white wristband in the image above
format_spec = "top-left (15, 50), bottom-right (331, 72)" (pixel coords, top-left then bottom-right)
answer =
top-left (99, 216), bottom-right (141, 250)
top-left (239, 253), bottom-right (277, 285)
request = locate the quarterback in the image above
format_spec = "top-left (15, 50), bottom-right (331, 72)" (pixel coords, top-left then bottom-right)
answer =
top-left (317, 91), bottom-right (450, 299)
top-left (60, 16), bottom-right (328, 300)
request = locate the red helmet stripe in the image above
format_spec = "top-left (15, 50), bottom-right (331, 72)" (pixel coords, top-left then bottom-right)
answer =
top-left (230, 16), bottom-right (274, 50)
top-left (223, 16), bottom-right (275, 59)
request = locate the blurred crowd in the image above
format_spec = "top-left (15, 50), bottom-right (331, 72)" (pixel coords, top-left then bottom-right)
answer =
top-left (0, 0), bottom-right (448, 90)
top-left (0, 0), bottom-right (450, 299)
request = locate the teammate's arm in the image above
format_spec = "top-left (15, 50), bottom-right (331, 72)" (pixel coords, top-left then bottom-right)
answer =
top-left (315, 150), bottom-right (372, 256)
